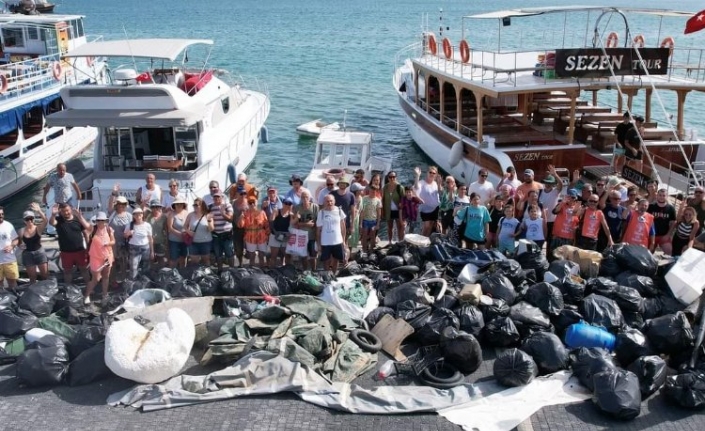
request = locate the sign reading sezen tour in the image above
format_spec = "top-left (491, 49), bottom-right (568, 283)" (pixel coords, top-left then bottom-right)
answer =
top-left (554, 48), bottom-right (670, 78)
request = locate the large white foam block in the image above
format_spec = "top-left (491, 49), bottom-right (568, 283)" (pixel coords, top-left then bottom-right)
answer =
top-left (104, 308), bottom-right (195, 384)
top-left (666, 248), bottom-right (705, 305)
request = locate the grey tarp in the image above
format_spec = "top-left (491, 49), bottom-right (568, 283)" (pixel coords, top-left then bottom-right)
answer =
top-left (108, 351), bottom-right (489, 413)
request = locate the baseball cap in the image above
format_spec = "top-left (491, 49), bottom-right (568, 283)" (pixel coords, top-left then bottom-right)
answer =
top-left (23, 211), bottom-right (35, 219)
top-left (94, 212), bottom-right (109, 221)
top-left (634, 115), bottom-right (645, 123)
top-left (567, 189), bottom-right (579, 198)
top-left (289, 174), bottom-right (302, 185)
top-left (524, 169), bottom-right (534, 176)
top-left (267, 185), bottom-right (277, 192)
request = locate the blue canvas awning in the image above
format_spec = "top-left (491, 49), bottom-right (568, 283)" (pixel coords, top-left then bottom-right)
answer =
top-left (0, 94), bottom-right (61, 136)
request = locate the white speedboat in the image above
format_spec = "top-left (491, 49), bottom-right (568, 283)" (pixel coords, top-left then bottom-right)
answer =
top-left (303, 129), bottom-right (392, 198)
top-left (0, 14), bottom-right (106, 202)
top-left (46, 38), bottom-right (271, 208)
top-left (296, 119), bottom-right (341, 137)
top-left (393, 6), bottom-right (705, 194)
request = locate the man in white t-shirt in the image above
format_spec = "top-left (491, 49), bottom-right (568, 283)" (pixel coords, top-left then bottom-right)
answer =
top-left (0, 206), bottom-right (19, 288)
top-left (496, 166), bottom-right (522, 191)
top-left (316, 194), bottom-right (346, 272)
top-left (537, 168), bottom-right (563, 255)
top-left (136, 173), bottom-right (163, 209)
top-left (468, 169), bottom-right (495, 206)
top-left (42, 163), bottom-right (81, 206)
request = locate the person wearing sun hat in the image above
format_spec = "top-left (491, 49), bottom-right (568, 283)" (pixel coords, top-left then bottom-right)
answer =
top-left (146, 199), bottom-right (168, 267)
top-left (107, 184), bottom-right (133, 284)
top-left (123, 207), bottom-right (153, 279)
top-left (284, 174), bottom-right (311, 206)
top-left (332, 174), bottom-right (356, 247)
top-left (84, 210), bottom-right (115, 305)
top-left (537, 165), bottom-right (563, 255)
top-left (210, 190), bottom-right (235, 271)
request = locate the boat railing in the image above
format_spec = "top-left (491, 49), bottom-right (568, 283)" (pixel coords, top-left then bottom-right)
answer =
top-left (647, 150), bottom-right (704, 195)
top-left (0, 53), bottom-right (63, 102)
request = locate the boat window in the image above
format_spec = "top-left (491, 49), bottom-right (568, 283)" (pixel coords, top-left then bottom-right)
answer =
top-left (317, 143), bottom-right (332, 165)
top-left (75, 20), bottom-right (85, 38)
top-left (2, 28), bottom-right (25, 48)
top-left (27, 27), bottom-right (39, 41)
top-left (334, 145), bottom-right (345, 166)
top-left (103, 127), bottom-right (131, 157)
top-left (133, 127), bottom-right (175, 157)
top-left (347, 144), bottom-right (363, 166)
top-left (221, 96), bottom-right (230, 114)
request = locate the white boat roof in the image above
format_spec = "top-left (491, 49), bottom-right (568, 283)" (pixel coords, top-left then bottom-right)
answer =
top-left (65, 39), bottom-right (214, 61)
top-left (318, 129), bottom-right (372, 146)
top-left (467, 7), bottom-right (694, 19)
top-left (0, 14), bottom-right (86, 24)
top-left (46, 108), bottom-right (203, 128)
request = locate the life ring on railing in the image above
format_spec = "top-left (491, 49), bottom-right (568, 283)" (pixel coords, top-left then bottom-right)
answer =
top-left (660, 36), bottom-right (675, 56)
top-left (442, 38), bottom-right (452, 60)
top-left (605, 32), bottom-right (619, 48)
top-left (428, 34), bottom-right (437, 56)
top-left (52, 62), bottom-right (62, 81)
top-left (632, 34), bottom-right (645, 48)
top-left (0, 75), bottom-right (7, 94)
top-left (459, 40), bottom-right (471, 63)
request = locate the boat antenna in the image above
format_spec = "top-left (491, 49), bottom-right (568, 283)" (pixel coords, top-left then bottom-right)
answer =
top-left (122, 24), bottom-right (139, 72)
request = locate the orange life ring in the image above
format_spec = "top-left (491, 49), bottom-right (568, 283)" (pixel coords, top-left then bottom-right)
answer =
top-left (86, 56), bottom-right (94, 67)
top-left (0, 75), bottom-right (7, 94)
top-left (660, 36), bottom-right (675, 55)
top-left (605, 31), bottom-right (619, 48)
top-left (632, 34), bottom-right (645, 48)
top-left (442, 38), bottom-right (452, 60)
top-left (459, 40), bottom-right (471, 63)
top-left (52, 62), bottom-right (62, 81)
top-left (428, 34), bottom-right (437, 56)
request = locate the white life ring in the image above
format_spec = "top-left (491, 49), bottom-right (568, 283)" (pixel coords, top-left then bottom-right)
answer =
top-left (448, 140), bottom-right (464, 169)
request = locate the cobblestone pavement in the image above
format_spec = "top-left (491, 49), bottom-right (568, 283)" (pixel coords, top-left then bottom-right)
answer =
top-left (2, 345), bottom-right (704, 431)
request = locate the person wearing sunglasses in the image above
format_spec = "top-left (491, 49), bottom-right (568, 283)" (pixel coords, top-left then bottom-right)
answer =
top-left (18, 203), bottom-right (49, 284)
top-left (468, 169), bottom-right (495, 206)
top-left (622, 198), bottom-right (655, 250)
top-left (550, 189), bottom-right (581, 253)
top-left (162, 179), bottom-right (185, 214)
top-left (0, 205), bottom-right (19, 289)
top-left (413, 166), bottom-right (441, 236)
top-left (597, 191), bottom-right (629, 252)
top-left (228, 173), bottom-right (258, 203)
top-left (202, 180), bottom-right (221, 207)
top-left (382, 171), bottom-right (405, 242)
top-left (516, 168), bottom-right (544, 201)
top-left (576, 194), bottom-right (613, 251)
top-left (317, 175), bottom-right (338, 205)
top-left (681, 187), bottom-right (705, 232)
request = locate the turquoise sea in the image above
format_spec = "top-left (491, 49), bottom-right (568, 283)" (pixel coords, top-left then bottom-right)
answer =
top-left (4, 0), bottom-right (705, 224)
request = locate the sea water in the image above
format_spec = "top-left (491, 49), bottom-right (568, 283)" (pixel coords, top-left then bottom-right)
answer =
top-left (3, 0), bottom-right (705, 225)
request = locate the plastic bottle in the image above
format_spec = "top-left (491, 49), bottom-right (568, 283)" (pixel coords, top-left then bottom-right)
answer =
top-left (375, 360), bottom-right (397, 380)
top-left (564, 322), bottom-right (616, 351)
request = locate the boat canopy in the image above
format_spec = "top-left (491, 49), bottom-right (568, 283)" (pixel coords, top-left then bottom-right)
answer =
top-left (318, 130), bottom-right (372, 146)
top-left (46, 108), bottom-right (202, 128)
top-left (466, 7), bottom-right (694, 20)
top-left (0, 94), bottom-right (60, 135)
top-left (64, 39), bottom-right (214, 61)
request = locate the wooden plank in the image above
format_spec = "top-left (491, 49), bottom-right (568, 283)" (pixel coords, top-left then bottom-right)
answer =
top-left (115, 297), bottom-right (215, 326)
top-left (371, 314), bottom-right (414, 361)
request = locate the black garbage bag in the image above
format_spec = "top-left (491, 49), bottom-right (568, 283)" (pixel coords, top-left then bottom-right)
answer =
top-left (524, 282), bottom-right (564, 317)
top-left (598, 249), bottom-right (622, 278)
top-left (416, 307), bottom-right (459, 345)
top-left (615, 272), bottom-right (658, 298)
top-left (627, 355), bottom-right (667, 398)
top-left (580, 294), bottom-right (624, 332)
top-left (69, 324), bottom-right (107, 360)
top-left (222, 298), bottom-right (259, 318)
top-left (237, 273), bottom-right (279, 296)
top-left (548, 260), bottom-right (580, 279)
top-left (67, 342), bottom-right (113, 386)
top-left (197, 275), bottom-right (221, 296)
top-left (436, 295), bottom-right (458, 310)
top-left (17, 279), bottom-right (59, 317)
top-left (641, 297), bottom-right (663, 320)
top-left (479, 297), bottom-right (510, 322)
top-left (610, 286), bottom-right (644, 314)
top-left (190, 266), bottom-right (214, 281)
top-left (615, 328), bottom-right (654, 367)
top-left (169, 279), bottom-right (202, 298)
top-left (664, 371), bottom-right (705, 409)
top-left (454, 304), bottom-right (485, 337)
top-left (644, 312), bottom-right (694, 354)
top-left (265, 265), bottom-right (297, 295)
top-left (379, 255), bottom-right (405, 271)
top-left (494, 348), bottom-right (538, 387)
top-left (395, 300), bottom-right (432, 331)
top-left (383, 281), bottom-right (431, 307)
top-left (121, 274), bottom-right (153, 294)
top-left (592, 369), bottom-right (642, 420)
top-left (515, 243), bottom-right (549, 280)
top-left (16, 335), bottom-right (69, 387)
top-left (520, 332), bottom-right (569, 374)
top-left (337, 261), bottom-right (363, 277)
top-left (657, 294), bottom-right (685, 316)
top-left (555, 276), bottom-right (585, 305)
top-left (440, 327), bottom-right (482, 375)
top-left (551, 307), bottom-right (584, 339)
top-left (622, 312), bottom-right (645, 331)
top-left (483, 316), bottom-right (521, 347)
top-left (0, 291), bottom-right (16, 310)
top-left (481, 273), bottom-right (517, 305)
top-left (571, 347), bottom-right (618, 391)
top-left (52, 284), bottom-right (84, 314)
top-left (586, 277), bottom-right (618, 297)
top-left (492, 259), bottom-right (526, 287)
top-left (613, 243), bottom-right (657, 277)
top-left (293, 272), bottom-right (325, 295)
top-left (154, 267), bottom-right (183, 286)
top-left (365, 306), bottom-right (395, 329)
top-left (0, 307), bottom-right (38, 337)
top-left (510, 301), bottom-right (553, 338)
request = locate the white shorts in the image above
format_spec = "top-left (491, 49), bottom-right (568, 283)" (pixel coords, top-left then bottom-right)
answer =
top-left (245, 242), bottom-right (268, 253)
top-left (268, 233), bottom-right (288, 248)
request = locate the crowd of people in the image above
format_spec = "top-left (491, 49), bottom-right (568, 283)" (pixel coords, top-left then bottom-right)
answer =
top-left (1, 161), bottom-right (705, 304)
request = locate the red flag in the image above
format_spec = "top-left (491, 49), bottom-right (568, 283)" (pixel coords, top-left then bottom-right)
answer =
top-left (685, 10), bottom-right (705, 34)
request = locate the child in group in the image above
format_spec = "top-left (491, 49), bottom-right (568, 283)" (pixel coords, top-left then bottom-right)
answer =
top-left (519, 204), bottom-right (547, 250)
top-left (496, 204), bottom-right (520, 256)
top-left (237, 197), bottom-right (269, 267)
top-left (487, 196), bottom-right (505, 248)
top-left (400, 185), bottom-right (424, 234)
top-left (359, 187), bottom-right (382, 254)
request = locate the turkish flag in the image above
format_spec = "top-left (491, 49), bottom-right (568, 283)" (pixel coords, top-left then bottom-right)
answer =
top-left (685, 10), bottom-right (705, 34)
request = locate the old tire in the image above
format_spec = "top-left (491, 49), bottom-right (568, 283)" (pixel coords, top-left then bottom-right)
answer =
top-left (419, 362), bottom-right (465, 389)
top-left (350, 329), bottom-right (382, 353)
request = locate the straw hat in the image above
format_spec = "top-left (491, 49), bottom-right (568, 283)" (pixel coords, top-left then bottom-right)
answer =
top-left (171, 197), bottom-right (188, 208)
